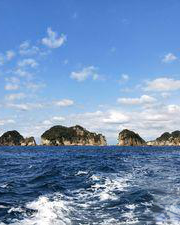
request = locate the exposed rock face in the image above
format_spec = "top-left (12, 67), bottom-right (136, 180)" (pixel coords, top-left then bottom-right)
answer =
top-left (147, 131), bottom-right (180, 146)
top-left (0, 130), bottom-right (36, 146)
top-left (21, 137), bottom-right (36, 146)
top-left (118, 129), bottom-right (146, 146)
top-left (41, 125), bottom-right (107, 146)
top-left (0, 130), bottom-right (24, 146)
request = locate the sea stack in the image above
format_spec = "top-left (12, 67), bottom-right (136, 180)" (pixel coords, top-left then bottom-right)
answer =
top-left (0, 130), bottom-right (36, 146)
top-left (21, 137), bottom-right (37, 146)
top-left (147, 131), bottom-right (180, 146)
top-left (118, 129), bottom-right (146, 146)
top-left (41, 125), bottom-right (107, 146)
top-left (0, 130), bottom-right (24, 146)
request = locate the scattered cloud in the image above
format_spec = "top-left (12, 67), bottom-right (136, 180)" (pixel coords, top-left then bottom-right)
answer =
top-left (5, 93), bottom-right (26, 101)
top-left (42, 27), bottom-right (66, 48)
top-left (4, 77), bottom-right (20, 91)
top-left (119, 74), bottom-right (129, 83)
top-left (18, 58), bottom-right (38, 68)
top-left (42, 120), bottom-right (53, 125)
top-left (103, 110), bottom-right (129, 124)
top-left (25, 82), bottom-right (46, 91)
top-left (15, 68), bottom-right (33, 79)
top-left (42, 116), bottom-right (65, 126)
top-left (161, 92), bottom-right (171, 98)
top-left (117, 95), bottom-right (157, 105)
top-left (55, 99), bottom-right (74, 107)
top-left (162, 53), bottom-right (177, 63)
top-left (70, 66), bottom-right (100, 82)
top-left (19, 41), bottom-right (39, 56)
top-left (6, 50), bottom-right (15, 60)
top-left (4, 83), bottom-right (19, 91)
top-left (6, 102), bottom-right (44, 111)
top-left (0, 119), bottom-right (15, 126)
top-left (145, 77), bottom-right (180, 92)
top-left (121, 74), bottom-right (129, 81)
top-left (52, 116), bottom-right (65, 122)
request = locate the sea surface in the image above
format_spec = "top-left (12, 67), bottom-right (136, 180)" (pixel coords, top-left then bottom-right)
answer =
top-left (0, 146), bottom-right (180, 225)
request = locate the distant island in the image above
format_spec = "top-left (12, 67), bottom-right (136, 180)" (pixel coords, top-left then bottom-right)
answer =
top-left (0, 130), bottom-right (36, 146)
top-left (118, 129), bottom-right (146, 146)
top-left (0, 126), bottom-right (180, 146)
top-left (118, 129), bottom-right (180, 146)
top-left (41, 125), bottom-right (107, 146)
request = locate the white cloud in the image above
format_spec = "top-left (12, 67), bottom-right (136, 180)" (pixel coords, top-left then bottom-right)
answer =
top-left (145, 77), bottom-right (180, 92)
top-left (167, 104), bottom-right (180, 113)
top-left (70, 66), bottom-right (99, 82)
top-left (162, 53), bottom-right (177, 63)
top-left (25, 82), bottom-right (46, 91)
top-left (42, 116), bottom-right (65, 126)
top-left (42, 120), bottom-right (53, 125)
top-left (42, 27), bottom-right (66, 48)
top-left (5, 83), bottom-right (19, 91)
top-left (52, 116), bottom-right (65, 122)
top-left (4, 77), bottom-right (20, 91)
top-left (55, 99), bottom-right (74, 107)
top-left (15, 69), bottom-right (33, 79)
top-left (6, 50), bottom-right (15, 60)
top-left (0, 119), bottom-right (15, 126)
top-left (6, 102), bottom-right (44, 111)
top-left (161, 92), bottom-right (171, 98)
top-left (20, 41), bottom-right (30, 49)
top-left (117, 95), bottom-right (157, 105)
top-left (19, 41), bottom-right (39, 56)
top-left (5, 93), bottom-right (26, 101)
top-left (121, 74), bottom-right (129, 81)
top-left (6, 103), bottom-right (30, 111)
top-left (103, 110), bottom-right (129, 124)
top-left (18, 58), bottom-right (38, 68)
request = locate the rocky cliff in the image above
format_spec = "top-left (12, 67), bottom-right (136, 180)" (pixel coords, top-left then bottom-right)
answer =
top-left (118, 129), bottom-right (146, 146)
top-left (41, 125), bottom-right (107, 146)
top-left (0, 130), bottom-right (36, 146)
top-left (147, 131), bottom-right (180, 146)
top-left (21, 137), bottom-right (37, 146)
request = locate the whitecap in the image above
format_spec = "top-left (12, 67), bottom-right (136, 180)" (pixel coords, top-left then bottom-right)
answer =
top-left (10, 194), bottom-right (72, 225)
top-left (76, 171), bottom-right (88, 176)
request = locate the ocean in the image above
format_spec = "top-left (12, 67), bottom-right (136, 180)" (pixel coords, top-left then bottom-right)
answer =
top-left (0, 146), bottom-right (180, 225)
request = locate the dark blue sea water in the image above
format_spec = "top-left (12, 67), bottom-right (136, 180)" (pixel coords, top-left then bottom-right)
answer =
top-left (0, 146), bottom-right (180, 225)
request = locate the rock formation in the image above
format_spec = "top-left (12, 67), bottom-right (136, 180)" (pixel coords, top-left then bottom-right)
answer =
top-left (0, 130), bottom-right (36, 146)
top-left (21, 137), bottom-right (36, 146)
top-left (118, 129), bottom-right (146, 146)
top-left (41, 125), bottom-right (107, 146)
top-left (147, 131), bottom-right (180, 146)
top-left (0, 130), bottom-right (24, 146)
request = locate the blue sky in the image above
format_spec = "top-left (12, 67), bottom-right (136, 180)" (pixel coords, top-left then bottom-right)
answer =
top-left (0, 0), bottom-right (180, 144)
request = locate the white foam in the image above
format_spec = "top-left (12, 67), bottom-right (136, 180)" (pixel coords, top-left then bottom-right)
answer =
top-left (10, 194), bottom-right (72, 225)
top-left (7, 173), bottom-right (136, 225)
top-left (91, 174), bottom-right (130, 202)
top-left (0, 183), bottom-right (8, 188)
top-left (76, 171), bottom-right (88, 176)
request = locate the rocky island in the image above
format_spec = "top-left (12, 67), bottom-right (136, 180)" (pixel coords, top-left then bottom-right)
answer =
top-left (147, 131), bottom-right (180, 146)
top-left (118, 129), bottom-right (146, 146)
top-left (41, 125), bottom-right (107, 146)
top-left (0, 130), bottom-right (36, 146)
